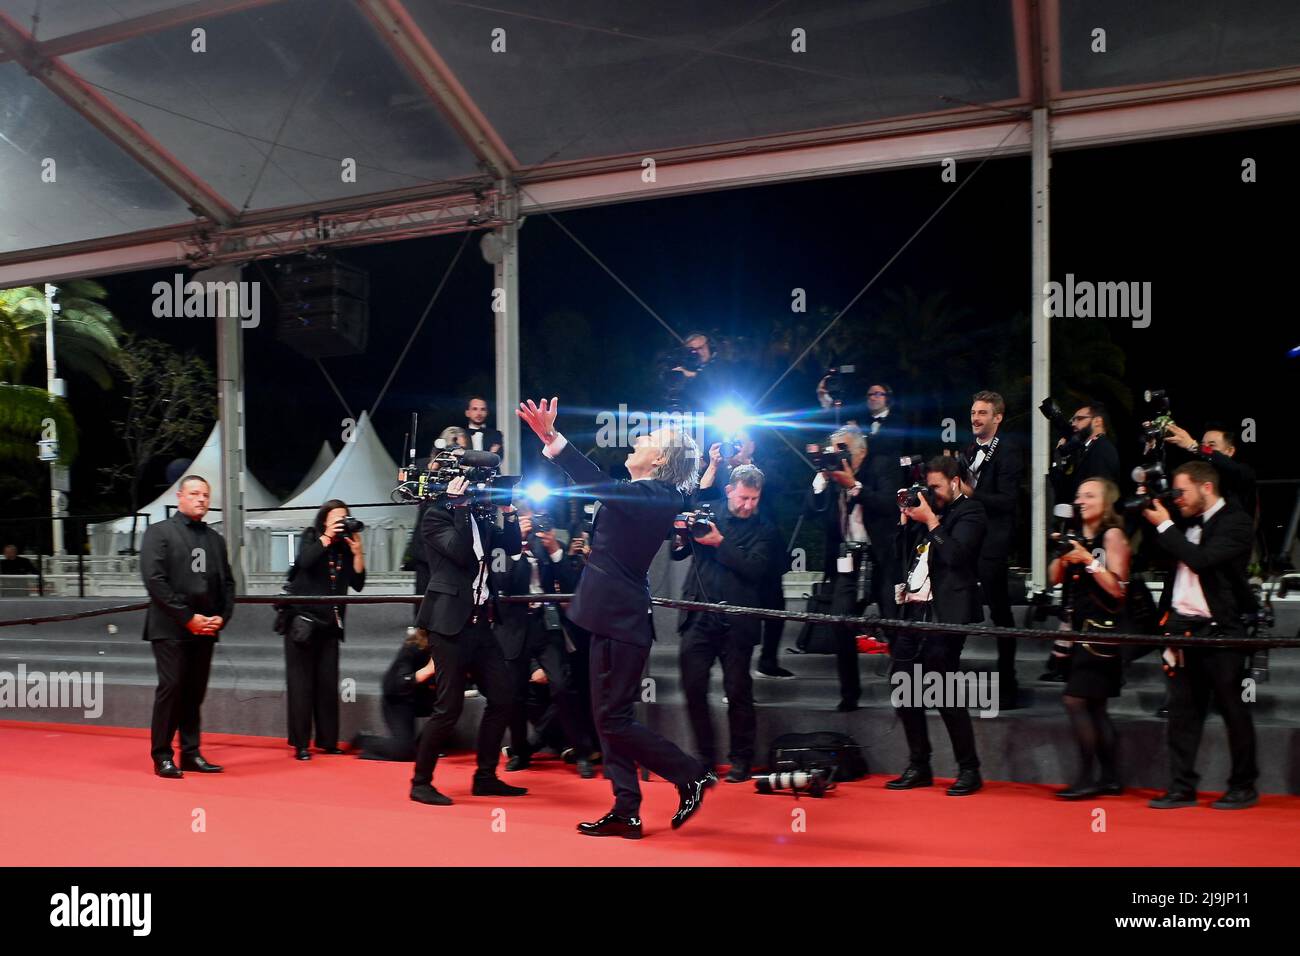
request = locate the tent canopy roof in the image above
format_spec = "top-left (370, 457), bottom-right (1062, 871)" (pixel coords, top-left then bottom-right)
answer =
top-left (1, 0), bottom-right (1298, 283)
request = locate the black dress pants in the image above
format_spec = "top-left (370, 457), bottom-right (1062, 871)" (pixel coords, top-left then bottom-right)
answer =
top-left (757, 572), bottom-right (786, 670)
top-left (889, 615), bottom-right (980, 773)
top-left (150, 637), bottom-right (216, 762)
top-left (679, 617), bottom-right (758, 766)
top-left (590, 627), bottom-right (703, 817)
top-left (1165, 619), bottom-right (1258, 793)
top-left (411, 616), bottom-right (513, 787)
top-left (285, 626), bottom-right (341, 750)
top-left (830, 557), bottom-right (866, 706)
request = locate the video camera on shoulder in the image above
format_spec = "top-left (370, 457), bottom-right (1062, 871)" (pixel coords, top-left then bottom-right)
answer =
top-left (392, 439), bottom-right (520, 513)
top-left (675, 503), bottom-right (718, 539)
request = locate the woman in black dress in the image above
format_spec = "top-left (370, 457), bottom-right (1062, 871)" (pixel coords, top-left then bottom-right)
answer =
top-left (285, 499), bottom-right (365, 760)
top-left (1048, 478), bottom-right (1131, 799)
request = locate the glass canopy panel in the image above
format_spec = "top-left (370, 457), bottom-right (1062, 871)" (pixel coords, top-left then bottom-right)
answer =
top-left (0, 0), bottom-right (190, 40)
top-left (61, 0), bottom-right (482, 212)
top-left (0, 61), bottom-right (192, 254)
top-left (1059, 0), bottom-right (1300, 91)
top-left (402, 0), bottom-right (1021, 167)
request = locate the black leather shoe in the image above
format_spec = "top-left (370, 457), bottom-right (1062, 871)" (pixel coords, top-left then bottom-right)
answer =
top-left (1096, 781), bottom-right (1123, 796)
top-left (671, 769), bottom-right (718, 829)
top-left (1148, 791), bottom-right (1197, 809)
top-left (506, 754), bottom-right (531, 772)
top-left (410, 784), bottom-right (453, 806)
top-left (576, 757), bottom-right (595, 779)
top-left (472, 775), bottom-right (528, 797)
top-left (835, 700), bottom-right (860, 713)
top-left (318, 746), bottom-right (344, 755)
top-left (153, 758), bottom-right (183, 779)
top-left (1056, 782), bottom-right (1101, 800)
top-left (946, 770), bottom-right (983, 796)
top-left (724, 764), bottom-right (751, 784)
top-left (180, 754), bottom-right (224, 773)
top-left (1210, 787), bottom-right (1259, 810)
top-left (578, 812), bottom-right (642, 839)
top-left (294, 748), bottom-right (311, 761)
top-left (884, 766), bottom-right (933, 790)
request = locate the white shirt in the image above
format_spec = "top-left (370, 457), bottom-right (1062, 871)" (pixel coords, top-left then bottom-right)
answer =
top-left (904, 546), bottom-right (933, 603)
top-left (968, 435), bottom-right (996, 490)
top-left (1159, 496), bottom-right (1225, 619)
top-left (469, 513), bottom-right (489, 605)
top-left (811, 472), bottom-right (868, 543)
top-left (469, 427), bottom-right (486, 451)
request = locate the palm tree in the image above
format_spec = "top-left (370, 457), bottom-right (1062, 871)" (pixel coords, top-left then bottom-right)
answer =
top-left (0, 279), bottom-right (123, 387)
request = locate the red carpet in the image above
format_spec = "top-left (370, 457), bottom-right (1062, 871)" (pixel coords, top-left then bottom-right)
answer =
top-left (3, 720), bottom-right (1297, 867)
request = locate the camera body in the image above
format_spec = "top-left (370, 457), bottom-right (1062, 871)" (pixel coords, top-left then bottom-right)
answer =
top-left (1139, 389), bottom-right (1175, 445)
top-left (392, 445), bottom-right (519, 514)
top-left (897, 483), bottom-right (930, 509)
top-left (1051, 502), bottom-right (1084, 556)
top-left (1121, 461), bottom-right (1183, 515)
top-left (821, 364), bottom-right (856, 405)
top-left (717, 439), bottom-right (741, 460)
top-left (338, 515), bottom-right (365, 539)
top-left (531, 511), bottom-right (553, 534)
top-left (808, 441), bottom-right (851, 472)
top-left (1039, 397), bottom-right (1086, 472)
top-left (675, 503), bottom-right (718, 539)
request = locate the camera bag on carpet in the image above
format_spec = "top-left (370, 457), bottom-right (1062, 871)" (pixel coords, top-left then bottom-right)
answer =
top-left (767, 731), bottom-right (868, 780)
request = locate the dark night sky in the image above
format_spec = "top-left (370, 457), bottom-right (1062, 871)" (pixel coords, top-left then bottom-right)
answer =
top-left (12, 121), bottom-right (1296, 552)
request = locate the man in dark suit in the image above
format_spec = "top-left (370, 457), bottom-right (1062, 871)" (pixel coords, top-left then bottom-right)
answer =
top-left (493, 506), bottom-right (592, 778)
top-left (1143, 461), bottom-right (1259, 810)
top-left (1162, 424), bottom-right (1258, 521)
top-left (887, 456), bottom-right (988, 796)
top-left (464, 395), bottom-right (504, 457)
top-left (409, 474), bottom-right (525, 806)
top-left (140, 476), bottom-right (234, 779)
top-left (518, 397), bottom-right (715, 839)
top-left (1052, 400), bottom-right (1124, 503)
top-left (965, 390), bottom-right (1024, 708)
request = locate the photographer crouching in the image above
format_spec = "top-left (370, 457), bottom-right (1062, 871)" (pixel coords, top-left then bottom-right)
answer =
top-left (888, 456), bottom-right (987, 797)
top-left (409, 464), bottom-right (527, 806)
top-left (673, 464), bottom-right (783, 783)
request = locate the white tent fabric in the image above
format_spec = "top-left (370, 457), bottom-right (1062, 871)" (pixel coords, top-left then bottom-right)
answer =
top-left (87, 422), bottom-right (279, 555)
top-left (244, 411), bottom-right (415, 573)
top-left (284, 440), bottom-right (336, 503)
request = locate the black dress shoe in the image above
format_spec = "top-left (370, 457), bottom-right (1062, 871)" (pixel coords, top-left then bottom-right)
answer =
top-left (835, 700), bottom-right (860, 713)
top-left (576, 757), bottom-right (595, 779)
top-left (671, 769), bottom-right (717, 829)
top-left (318, 746), bottom-right (344, 755)
top-left (1038, 671), bottom-right (1066, 683)
top-left (724, 764), bottom-right (751, 784)
top-left (472, 775), bottom-right (528, 797)
top-left (1148, 791), bottom-right (1197, 809)
top-left (506, 754), bottom-right (531, 772)
top-left (1096, 781), bottom-right (1123, 796)
top-left (294, 748), bottom-right (311, 761)
top-left (410, 784), bottom-right (453, 806)
top-left (884, 766), bottom-right (933, 790)
top-left (946, 770), bottom-right (983, 796)
top-left (577, 812), bottom-right (643, 839)
top-left (153, 759), bottom-right (183, 779)
top-left (1210, 787), bottom-right (1259, 810)
top-left (1056, 782), bottom-right (1101, 800)
top-left (180, 754), bottom-right (224, 773)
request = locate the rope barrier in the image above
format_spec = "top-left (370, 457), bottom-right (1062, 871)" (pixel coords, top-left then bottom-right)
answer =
top-left (1, 593), bottom-right (1295, 648)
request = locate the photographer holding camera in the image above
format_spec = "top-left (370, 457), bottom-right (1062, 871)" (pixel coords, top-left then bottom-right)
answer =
top-left (964, 390), bottom-right (1024, 709)
top-left (667, 332), bottom-right (737, 411)
top-left (1052, 401), bottom-right (1123, 503)
top-left (1161, 424), bottom-right (1257, 519)
top-left (888, 456), bottom-right (987, 796)
top-left (1047, 479), bottom-right (1131, 800)
top-left (673, 465), bottom-right (783, 783)
top-left (817, 377), bottom-right (900, 451)
top-left (408, 471), bottom-right (526, 806)
top-left (493, 504), bottom-right (594, 779)
top-left (807, 426), bottom-right (899, 711)
top-left (281, 500), bottom-right (366, 760)
top-left (518, 397), bottom-right (716, 838)
top-left (1141, 462), bottom-right (1259, 810)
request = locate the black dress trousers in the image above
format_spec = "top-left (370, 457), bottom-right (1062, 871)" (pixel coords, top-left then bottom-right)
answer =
top-left (150, 637), bottom-right (216, 762)
top-left (284, 625), bottom-right (342, 750)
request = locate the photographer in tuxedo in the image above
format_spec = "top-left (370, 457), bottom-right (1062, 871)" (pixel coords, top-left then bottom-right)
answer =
top-left (965, 391), bottom-right (1024, 709)
top-left (493, 505), bottom-right (594, 779)
top-left (1052, 401), bottom-right (1123, 503)
top-left (518, 398), bottom-right (715, 839)
top-left (1142, 462), bottom-right (1258, 810)
top-left (672, 464), bottom-right (783, 782)
top-left (408, 471), bottom-right (525, 806)
top-left (888, 456), bottom-right (988, 797)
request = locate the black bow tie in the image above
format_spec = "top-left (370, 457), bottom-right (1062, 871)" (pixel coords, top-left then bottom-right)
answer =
top-left (871, 415), bottom-right (887, 423)
top-left (975, 443), bottom-right (991, 452)
top-left (1185, 515), bottom-right (1204, 528)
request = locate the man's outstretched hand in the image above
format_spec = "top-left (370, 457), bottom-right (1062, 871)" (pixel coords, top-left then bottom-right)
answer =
top-left (517, 397), bottom-right (559, 444)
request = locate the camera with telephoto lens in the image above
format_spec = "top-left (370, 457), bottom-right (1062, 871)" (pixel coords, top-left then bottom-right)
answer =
top-left (754, 767), bottom-right (833, 797)
top-left (894, 454), bottom-right (929, 509)
top-left (821, 364), bottom-right (857, 405)
top-left (807, 440), bottom-right (851, 471)
top-left (1138, 389), bottom-right (1176, 445)
top-left (337, 516), bottom-right (365, 539)
top-left (1050, 502), bottom-right (1085, 556)
top-left (1121, 461), bottom-right (1183, 515)
top-left (1040, 397), bottom-right (1086, 471)
top-left (675, 503), bottom-right (718, 539)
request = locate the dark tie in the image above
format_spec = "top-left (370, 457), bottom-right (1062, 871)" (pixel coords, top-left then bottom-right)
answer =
top-left (1185, 515), bottom-right (1203, 528)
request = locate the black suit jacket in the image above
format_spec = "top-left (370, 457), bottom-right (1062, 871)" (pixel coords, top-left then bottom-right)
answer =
top-left (140, 512), bottom-right (235, 641)
top-left (382, 641), bottom-right (437, 716)
top-left (545, 440), bottom-right (685, 645)
top-left (806, 459), bottom-right (872, 576)
top-left (670, 509), bottom-right (782, 636)
top-left (414, 502), bottom-right (521, 635)
top-left (465, 424), bottom-right (504, 455)
top-left (902, 496), bottom-right (988, 624)
top-left (966, 432), bottom-right (1023, 560)
top-left (1155, 502), bottom-right (1254, 632)
top-left (288, 529), bottom-right (366, 635)
top-left (491, 539), bottom-right (579, 660)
